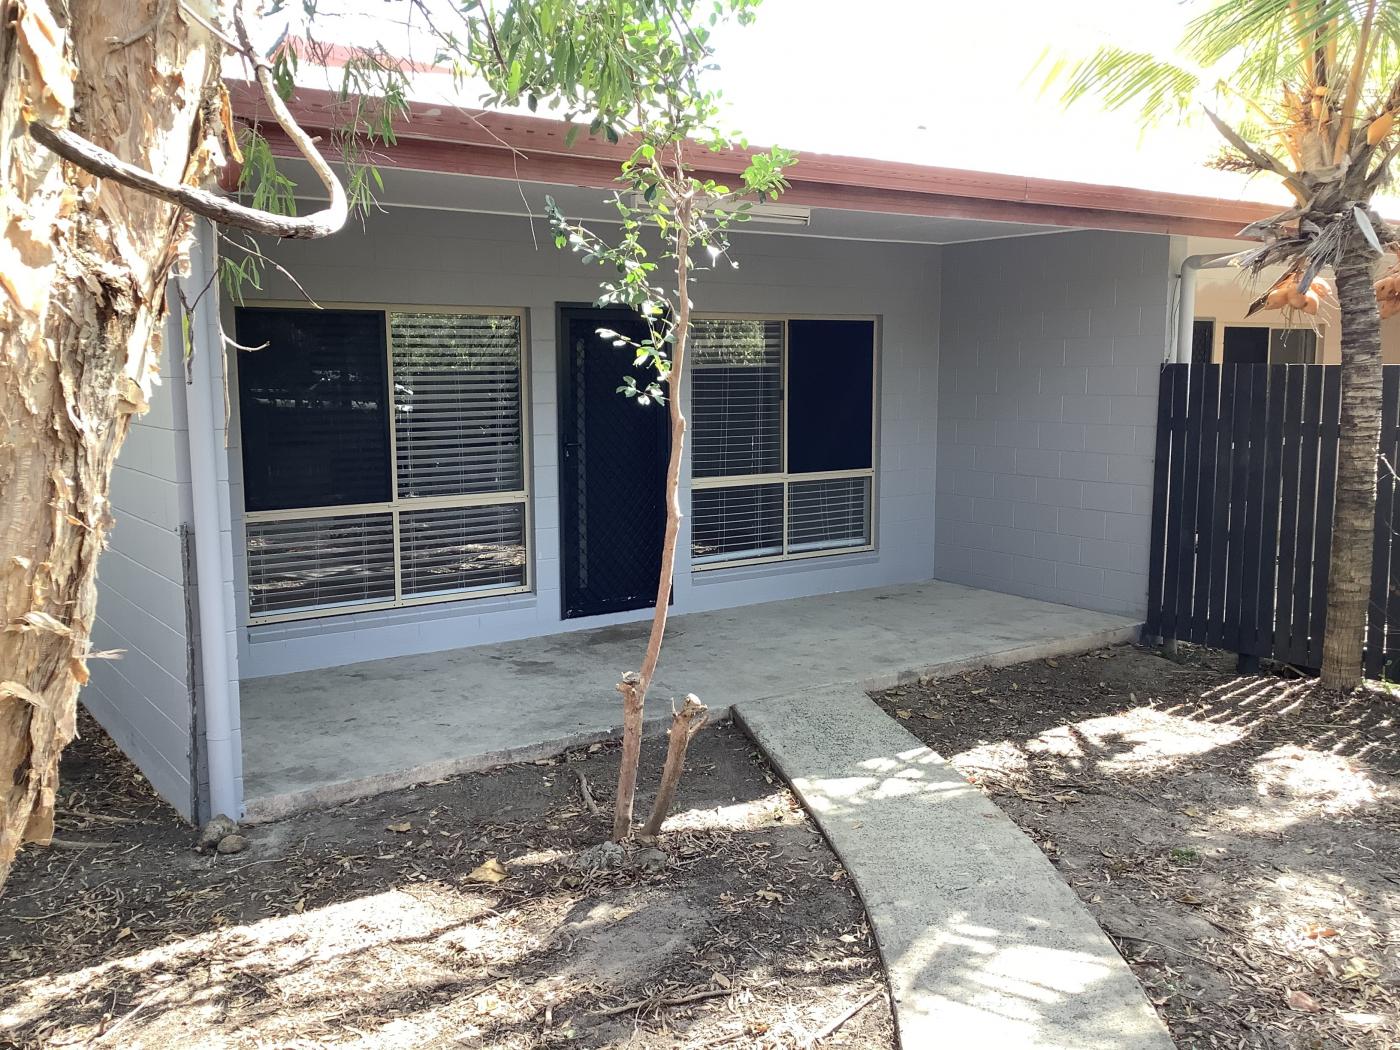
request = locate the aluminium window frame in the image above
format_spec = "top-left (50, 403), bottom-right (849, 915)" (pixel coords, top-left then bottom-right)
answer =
top-left (236, 300), bottom-right (533, 625)
top-left (689, 312), bottom-right (880, 572)
top-left (1212, 318), bottom-right (1327, 364)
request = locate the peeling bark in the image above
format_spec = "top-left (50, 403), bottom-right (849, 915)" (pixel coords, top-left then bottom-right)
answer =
top-left (1322, 233), bottom-right (1385, 690)
top-left (0, 0), bottom-right (224, 891)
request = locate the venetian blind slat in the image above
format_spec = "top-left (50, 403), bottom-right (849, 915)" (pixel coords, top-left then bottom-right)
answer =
top-left (392, 312), bottom-right (524, 499)
top-left (246, 513), bottom-right (395, 616)
top-left (692, 483), bottom-right (783, 565)
top-left (400, 504), bottom-right (527, 597)
top-left (788, 476), bottom-right (870, 553)
top-left (691, 319), bottom-right (782, 478)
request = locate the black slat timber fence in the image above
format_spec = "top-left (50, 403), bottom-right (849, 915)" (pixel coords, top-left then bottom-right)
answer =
top-left (1146, 363), bottom-right (1400, 678)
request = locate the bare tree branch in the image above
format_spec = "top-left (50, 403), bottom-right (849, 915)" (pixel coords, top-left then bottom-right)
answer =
top-left (27, 0), bottom-right (346, 240)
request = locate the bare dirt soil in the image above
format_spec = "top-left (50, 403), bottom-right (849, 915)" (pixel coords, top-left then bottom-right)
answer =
top-left (873, 644), bottom-right (1400, 1049)
top-left (0, 713), bottom-right (892, 1049)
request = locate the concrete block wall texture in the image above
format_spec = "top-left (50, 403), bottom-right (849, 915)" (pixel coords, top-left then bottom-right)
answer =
top-left (83, 332), bottom-right (199, 819)
top-left (935, 230), bottom-right (1172, 617)
top-left (230, 206), bottom-right (941, 678)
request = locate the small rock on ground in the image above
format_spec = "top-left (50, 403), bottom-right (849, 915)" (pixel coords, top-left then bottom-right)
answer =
top-left (198, 814), bottom-right (238, 851)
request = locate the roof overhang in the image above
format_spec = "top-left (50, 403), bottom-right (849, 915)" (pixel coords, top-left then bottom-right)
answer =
top-left (228, 83), bottom-right (1276, 241)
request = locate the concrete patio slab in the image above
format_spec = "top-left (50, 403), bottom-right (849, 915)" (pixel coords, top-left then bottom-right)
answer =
top-left (734, 685), bottom-right (1173, 1050)
top-left (240, 581), bottom-right (1138, 821)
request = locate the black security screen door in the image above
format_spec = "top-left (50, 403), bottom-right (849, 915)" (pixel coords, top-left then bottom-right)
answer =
top-left (559, 306), bottom-right (671, 619)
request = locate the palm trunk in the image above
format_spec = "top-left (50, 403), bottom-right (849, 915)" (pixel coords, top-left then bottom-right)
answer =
top-left (610, 211), bottom-right (692, 843)
top-left (0, 1), bottom-right (219, 891)
top-left (1321, 236), bottom-right (1385, 690)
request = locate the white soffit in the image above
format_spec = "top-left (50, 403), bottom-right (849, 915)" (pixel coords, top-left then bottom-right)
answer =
top-left (273, 162), bottom-right (1075, 246)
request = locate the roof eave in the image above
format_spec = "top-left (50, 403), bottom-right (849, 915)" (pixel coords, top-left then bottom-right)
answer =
top-left (228, 82), bottom-right (1274, 240)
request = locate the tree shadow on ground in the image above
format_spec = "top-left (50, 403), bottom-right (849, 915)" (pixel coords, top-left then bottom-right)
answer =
top-left (869, 644), bottom-right (1400, 1048)
top-left (0, 719), bottom-right (891, 1048)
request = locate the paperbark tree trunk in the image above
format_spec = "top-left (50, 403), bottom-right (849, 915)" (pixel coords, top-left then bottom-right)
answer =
top-left (1321, 234), bottom-right (1385, 690)
top-left (0, 0), bottom-right (222, 891)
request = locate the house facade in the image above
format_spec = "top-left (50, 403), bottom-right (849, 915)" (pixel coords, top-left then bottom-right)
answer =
top-left (79, 89), bottom-right (1277, 823)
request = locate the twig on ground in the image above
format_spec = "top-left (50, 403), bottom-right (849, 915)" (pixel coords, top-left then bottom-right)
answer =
top-left (95, 986), bottom-right (171, 1044)
top-left (55, 808), bottom-right (142, 826)
top-left (1108, 930), bottom-right (1207, 964)
top-left (573, 768), bottom-right (601, 817)
top-left (806, 988), bottom-right (883, 1045)
top-left (44, 837), bottom-right (120, 850)
top-left (592, 986), bottom-right (732, 1018)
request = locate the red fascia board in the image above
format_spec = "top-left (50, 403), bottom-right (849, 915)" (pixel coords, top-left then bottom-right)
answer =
top-left (228, 82), bottom-right (1276, 239)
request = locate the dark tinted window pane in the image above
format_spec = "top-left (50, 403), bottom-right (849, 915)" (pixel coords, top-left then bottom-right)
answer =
top-left (1222, 325), bottom-right (1269, 365)
top-left (1270, 328), bottom-right (1317, 364)
top-left (236, 308), bottom-right (391, 511)
top-left (787, 319), bottom-right (875, 474)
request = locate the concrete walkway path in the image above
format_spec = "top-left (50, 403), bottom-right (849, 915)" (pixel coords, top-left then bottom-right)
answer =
top-left (734, 686), bottom-right (1174, 1050)
top-left (242, 581), bottom-right (1137, 820)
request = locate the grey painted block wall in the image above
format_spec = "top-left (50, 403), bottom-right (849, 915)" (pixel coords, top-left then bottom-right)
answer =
top-left (228, 205), bottom-right (942, 678)
top-left (934, 230), bottom-right (1172, 617)
top-left (82, 333), bottom-right (198, 819)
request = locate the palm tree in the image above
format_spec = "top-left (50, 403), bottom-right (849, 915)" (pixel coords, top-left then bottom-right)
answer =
top-left (1051, 0), bottom-right (1400, 690)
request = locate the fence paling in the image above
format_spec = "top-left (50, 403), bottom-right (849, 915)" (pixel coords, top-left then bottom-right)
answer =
top-left (1148, 363), bottom-right (1400, 675)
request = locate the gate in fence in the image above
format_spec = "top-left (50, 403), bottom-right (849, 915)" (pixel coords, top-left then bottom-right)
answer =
top-left (1146, 362), bottom-right (1400, 678)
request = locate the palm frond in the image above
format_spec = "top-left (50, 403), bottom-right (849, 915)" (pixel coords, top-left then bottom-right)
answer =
top-left (1052, 46), bottom-right (1200, 122)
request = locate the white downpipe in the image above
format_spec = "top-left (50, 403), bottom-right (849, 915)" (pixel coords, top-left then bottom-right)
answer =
top-left (1175, 253), bottom-right (1237, 363)
top-left (182, 223), bottom-right (240, 820)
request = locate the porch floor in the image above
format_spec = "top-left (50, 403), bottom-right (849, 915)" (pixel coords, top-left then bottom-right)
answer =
top-left (239, 581), bottom-right (1139, 821)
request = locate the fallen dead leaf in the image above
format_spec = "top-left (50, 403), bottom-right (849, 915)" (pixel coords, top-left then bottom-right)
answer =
top-left (1287, 989), bottom-right (1322, 1013)
top-left (468, 857), bottom-right (509, 884)
top-left (1339, 956), bottom-right (1380, 983)
top-left (386, 822), bottom-right (412, 834)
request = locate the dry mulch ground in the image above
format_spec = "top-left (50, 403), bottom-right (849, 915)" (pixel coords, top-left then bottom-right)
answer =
top-left (0, 713), bottom-right (892, 1049)
top-left (873, 643), bottom-right (1400, 1049)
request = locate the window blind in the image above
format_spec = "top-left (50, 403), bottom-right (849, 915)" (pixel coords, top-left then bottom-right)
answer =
top-left (400, 503), bottom-right (527, 597)
top-left (788, 476), bottom-right (871, 553)
top-left (692, 483), bottom-right (783, 565)
top-left (691, 320), bottom-right (782, 478)
top-left (391, 312), bottom-right (524, 498)
top-left (246, 513), bottom-right (395, 617)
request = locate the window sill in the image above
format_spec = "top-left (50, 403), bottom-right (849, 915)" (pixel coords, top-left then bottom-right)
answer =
top-left (691, 545), bottom-right (878, 584)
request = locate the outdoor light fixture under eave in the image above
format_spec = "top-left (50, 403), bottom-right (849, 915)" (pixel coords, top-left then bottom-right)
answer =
top-left (627, 195), bottom-right (811, 226)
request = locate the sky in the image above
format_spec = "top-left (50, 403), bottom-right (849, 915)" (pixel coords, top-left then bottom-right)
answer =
top-left (256, 0), bottom-right (1299, 208)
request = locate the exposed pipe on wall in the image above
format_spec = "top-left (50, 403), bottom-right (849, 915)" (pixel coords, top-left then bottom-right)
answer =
top-left (1175, 253), bottom-right (1238, 363)
top-left (182, 222), bottom-right (241, 820)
